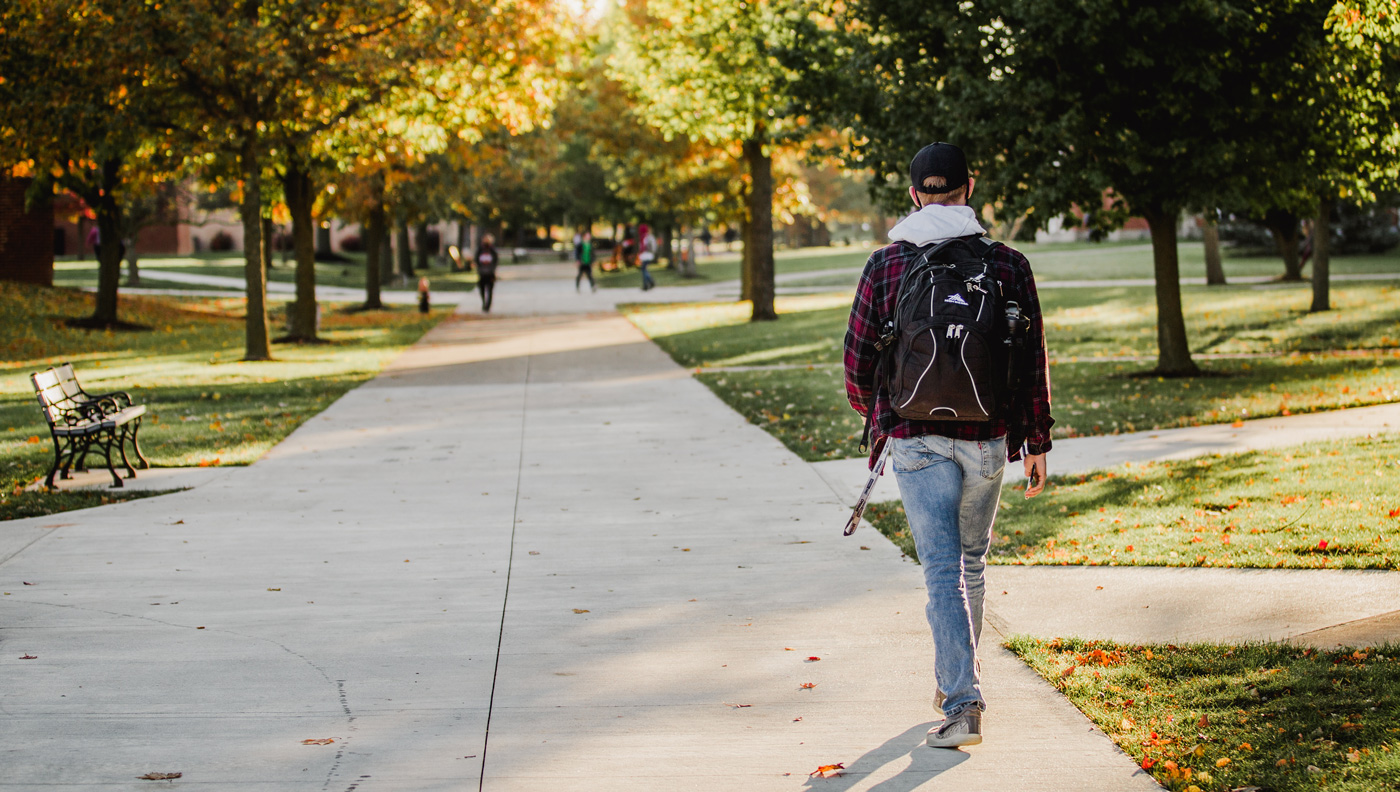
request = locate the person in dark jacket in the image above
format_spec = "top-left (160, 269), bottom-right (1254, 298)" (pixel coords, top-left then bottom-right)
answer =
top-left (844, 142), bottom-right (1053, 749)
top-left (475, 234), bottom-right (499, 312)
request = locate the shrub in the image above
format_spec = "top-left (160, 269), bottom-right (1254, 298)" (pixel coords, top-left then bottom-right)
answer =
top-left (208, 231), bottom-right (235, 251)
top-left (338, 235), bottom-right (363, 252)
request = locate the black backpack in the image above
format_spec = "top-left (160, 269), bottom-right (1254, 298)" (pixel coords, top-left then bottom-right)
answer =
top-left (860, 234), bottom-right (1027, 449)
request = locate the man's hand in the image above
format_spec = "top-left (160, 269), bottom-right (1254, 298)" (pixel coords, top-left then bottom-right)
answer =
top-left (1023, 453), bottom-right (1047, 498)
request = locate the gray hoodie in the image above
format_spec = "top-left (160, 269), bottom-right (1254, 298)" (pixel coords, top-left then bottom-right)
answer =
top-left (887, 204), bottom-right (986, 247)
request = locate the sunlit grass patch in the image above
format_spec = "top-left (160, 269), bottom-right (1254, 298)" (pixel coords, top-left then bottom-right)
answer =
top-left (866, 433), bottom-right (1400, 569)
top-left (0, 281), bottom-right (448, 521)
top-left (1008, 636), bottom-right (1400, 792)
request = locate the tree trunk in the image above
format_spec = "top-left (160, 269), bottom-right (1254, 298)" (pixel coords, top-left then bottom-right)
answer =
top-left (740, 214), bottom-right (753, 301)
top-left (284, 160), bottom-right (318, 340)
top-left (1143, 206), bottom-right (1198, 376)
top-left (1267, 211), bottom-right (1304, 281)
top-left (363, 176), bottom-right (386, 310)
top-left (90, 159), bottom-right (124, 326)
top-left (415, 222), bottom-right (430, 270)
top-left (261, 214), bottom-right (274, 272)
top-left (396, 220), bottom-right (412, 281)
top-left (1311, 198), bottom-right (1334, 313)
top-left (743, 132), bottom-right (776, 321)
top-left (315, 222), bottom-right (332, 259)
top-left (1203, 215), bottom-right (1226, 286)
top-left (240, 141), bottom-right (271, 360)
top-left (659, 220), bottom-right (674, 269)
top-left (125, 240), bottom-right (140, 287)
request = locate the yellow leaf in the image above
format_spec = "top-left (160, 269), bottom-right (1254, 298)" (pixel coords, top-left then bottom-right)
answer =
top-left (1216, 757), bottom-right (1230, 767)
top-left (572, 608), bottom-right (589, 614)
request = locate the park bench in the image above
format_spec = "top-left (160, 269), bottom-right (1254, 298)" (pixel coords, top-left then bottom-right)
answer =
top-left (30, 363), bottom-right (149, 489)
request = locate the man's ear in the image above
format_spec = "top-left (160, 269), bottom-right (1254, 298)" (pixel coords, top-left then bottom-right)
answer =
top-left (966, 177), bottom-right (975, 203)
top-left (909, 186), bottom-right (922, 208)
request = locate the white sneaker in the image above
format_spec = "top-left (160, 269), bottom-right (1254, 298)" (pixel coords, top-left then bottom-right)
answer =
top-left (926, 709), bottom-right (982, 748)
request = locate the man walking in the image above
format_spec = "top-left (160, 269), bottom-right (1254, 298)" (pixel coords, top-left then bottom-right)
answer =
top-left (843, 142), bottom-right (1053, 748)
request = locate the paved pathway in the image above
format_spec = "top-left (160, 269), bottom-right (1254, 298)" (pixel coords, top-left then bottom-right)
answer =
top-left (0, 307), bottom-right (1157, 789)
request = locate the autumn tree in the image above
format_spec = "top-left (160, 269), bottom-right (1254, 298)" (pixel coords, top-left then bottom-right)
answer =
top-left (137, 0), bottom-right (561, 356)
top-left (609, 0), bottom-right (810, 321)
top-left (815, 0), bottom-right (1375, 376)
top-left (0, 0), bottom-right (181, 327)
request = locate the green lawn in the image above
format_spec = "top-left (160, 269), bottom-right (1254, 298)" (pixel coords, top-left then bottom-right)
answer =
top-left (593, 245), bottom-right (875, 289)
top-left (625, 280), bottom-right (1400, 461)
top-left (54, 254), bottom-right (482, 292)
top-left (0, 280), bottom-right (448, 521)
top-left (1009, 636), bottom-right (1400, 792)
top-left (867, 432), bottom-right (1400, 569)
top-left (770, 243), bottom-right (1400, 290)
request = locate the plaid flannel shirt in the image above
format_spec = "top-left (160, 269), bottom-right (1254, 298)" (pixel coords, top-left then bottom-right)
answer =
top-left (844, 238), bottom-right (1054, 465)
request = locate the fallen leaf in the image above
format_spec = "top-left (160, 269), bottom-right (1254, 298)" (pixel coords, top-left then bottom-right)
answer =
top-left (806, 656), bottom-right (821, 662)
top-left (301, 738), bottom-right (334, 745)
top-left (136, 772), bottom-right (182, 780)
top-left (266, 588), bottom-right (281, 592)
top-left (1198, 714), bottom-right (1210, 728)
top-left (793, 716), bottom-right (803, 722)
top-left (25, 435), bottom-right (40, 444)
top-left (1216, 757), bottom-right (1231, 767)
top-left (1061, 665), bottom-right (1077, 678)
top-left (1348, 749), bottom-right (1362, 763)
top-left (1231, 420), bottom-right (1245, 428)
top-left (1390, 508), bottom-right (1400, 518)
top-left (22, 581), bottom-right (34, 586)
top-left (1307, 764), bottom-right (1324, 774)
top-left (723, 702), bottom-right (752, 709)
top-left (859, 546), bottom-right (870, 550)
top-left (19, 654), bottom-right (37, 660)
top-left (572, 609), bottom-right (589, 614)
top-left (528, 551), bottom-right (540, 555)
top-left (800, 683), bottom-right (816, 689)
top-left (1141, 757), bottom-right (1156, 769)
top-left (1144, 649), bottom-right (1154, 660)
top-left (810, 763), bottom-right (844, 779)
top-left (196, 626), bottom-right (205, 630)
top-left (784, 647), bottom-right (794, 651)
top-left (1318, 539), bottom-right (1329, 550)
top-left (1120, 718), bottom-right (1134, 732)
top-left (172, 519), bottom-right (184, 525)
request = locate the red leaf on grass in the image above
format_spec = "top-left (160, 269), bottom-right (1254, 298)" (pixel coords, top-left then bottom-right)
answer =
top-left (1318, 539), bottom-right (1329, 550)
top-left (1389, 508), bottom-right (1400, 518)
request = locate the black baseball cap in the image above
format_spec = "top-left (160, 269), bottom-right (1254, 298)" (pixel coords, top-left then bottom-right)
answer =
top-left (909, 142), bottom-right (969, 194)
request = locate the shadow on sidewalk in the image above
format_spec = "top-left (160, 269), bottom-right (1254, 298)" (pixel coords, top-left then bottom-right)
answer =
top-left (803, 722), bottom-right (968, 790)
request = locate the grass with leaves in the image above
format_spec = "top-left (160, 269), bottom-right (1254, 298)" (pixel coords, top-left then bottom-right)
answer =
top-left (1008, 636), bottom-right (1400, 792)
top-left (0, 280), bottom-right (448, 521)
top-left (593, 245), bottom-right (875, 289)
top-left (624, 279), bottom-right (1400, 462)
top-left (864, 432), bottom-right (1400, 569)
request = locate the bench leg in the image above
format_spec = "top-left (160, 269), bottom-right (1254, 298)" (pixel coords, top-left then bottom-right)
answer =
top-left (100, 432), bottom-right (123, 489)
top-left (45, 436), bottom-right (64, 489)
top-left (129, 418), bottom-right (150, 469)
top-left (117, 424), bottom-right (137, 479)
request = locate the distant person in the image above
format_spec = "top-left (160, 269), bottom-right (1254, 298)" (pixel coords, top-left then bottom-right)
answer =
top-left (638, 223), bottom-right (657, 291)
top-left (475, 234), bottom-right (499, 313)
top-left (699, 226), bottom-right (712, 256)
top-left (576, 231), bottom-right (596, 292)
top-left (417, 276), bottom-right (431, 314)
top-left (724, 226), bottom-right (737, 251)
top-left (573, 229), bottom-right (584, 264)
top-left (843, 141), bottom-right (1053, 750)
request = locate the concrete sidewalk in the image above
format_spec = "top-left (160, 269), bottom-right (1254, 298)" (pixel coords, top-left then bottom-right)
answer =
top-left (0, 311), bottom-right (1156, 790)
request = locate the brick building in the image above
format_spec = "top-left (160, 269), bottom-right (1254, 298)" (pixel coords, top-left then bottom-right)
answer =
top-left (0, 175), bottom-right (54, 286)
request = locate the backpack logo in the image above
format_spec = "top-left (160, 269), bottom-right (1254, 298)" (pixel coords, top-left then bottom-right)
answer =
top-left (944, 294), bottom-right (969, 306)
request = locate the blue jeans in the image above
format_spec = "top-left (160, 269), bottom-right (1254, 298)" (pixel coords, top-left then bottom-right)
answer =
top-left (891, 434), bottom-right (1006, 718)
